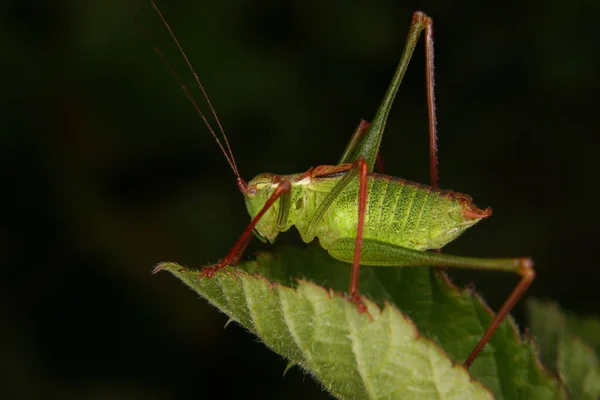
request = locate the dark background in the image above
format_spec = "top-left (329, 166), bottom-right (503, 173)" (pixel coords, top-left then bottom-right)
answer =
top-left (2, 0), bottom-right (599, 399)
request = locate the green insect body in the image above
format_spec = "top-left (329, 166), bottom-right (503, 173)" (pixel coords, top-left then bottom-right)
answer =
top-left (246, 172), bottom-right (490, 265)
top-left (146, 2), bottom-right (535, 368)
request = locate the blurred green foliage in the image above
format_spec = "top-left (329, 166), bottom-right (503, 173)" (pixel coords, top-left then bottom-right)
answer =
top-left (2, 0), bottom-right (599, 399)
top-left (527, 299), bottom-right (600, 400)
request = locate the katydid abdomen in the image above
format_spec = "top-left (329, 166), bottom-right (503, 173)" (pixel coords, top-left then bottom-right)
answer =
top-left (245, 171), bottom-right (491, 265)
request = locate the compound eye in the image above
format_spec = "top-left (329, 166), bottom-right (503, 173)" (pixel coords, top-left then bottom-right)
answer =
top-left (247, 185), bottom-right (258, 197)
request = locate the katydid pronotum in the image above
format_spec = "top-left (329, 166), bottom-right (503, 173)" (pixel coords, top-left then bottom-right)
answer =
top-left (144, 2), bottom-right (535, 368)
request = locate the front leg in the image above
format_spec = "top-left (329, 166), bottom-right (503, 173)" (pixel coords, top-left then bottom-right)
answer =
top-left (201, 180), bottom-right (292, 278)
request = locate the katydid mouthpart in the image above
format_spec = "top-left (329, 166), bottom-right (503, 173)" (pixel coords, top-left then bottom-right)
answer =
top-left (145, 1), bottom-right (535, 369)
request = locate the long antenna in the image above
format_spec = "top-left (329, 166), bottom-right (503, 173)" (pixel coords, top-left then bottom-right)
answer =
top-left (149, 1), bottom-right (240, 177)
top-left (121, 0), bottom-right (243, 186)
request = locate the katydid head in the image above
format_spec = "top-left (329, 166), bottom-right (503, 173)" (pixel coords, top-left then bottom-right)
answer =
top-left (243, 173), bottom-right (281, 243)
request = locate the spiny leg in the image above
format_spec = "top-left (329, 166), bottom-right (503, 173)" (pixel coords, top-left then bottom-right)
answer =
top-left (413, 19), bottom-right (534, 367)
top-left (334, 239), bottom-right (536, 367)
top-left (423, 16), bottom-right (438, 189)
top-left (464, 259), bottom-right (535, 367)
top-left (418, 15), bottom-right (449, 275)
top-left (201, 180), bottom-right (292, 278)
top-left (338, 12), bottom-right (432, 172)
top-left (349, 156), bottom-right (369, 312)
top-left (337, 16), bottom-right (435, 181)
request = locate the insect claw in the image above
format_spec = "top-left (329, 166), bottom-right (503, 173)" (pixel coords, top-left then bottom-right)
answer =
top-left (356, 302), bottom-right (368, 314)
top-left (200, 259), bottom-right (233, 279)
top-left (349, 294), bottom-right (373, 321)
top-left (200, 266), bottom-right (217, 279)
top-left (151, 263), bottom-right (167, 274)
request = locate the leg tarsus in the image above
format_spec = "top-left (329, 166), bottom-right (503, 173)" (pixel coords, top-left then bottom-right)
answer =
top-left (200, 265), bottom-right (217, 279)
top-left (347, 292), bottom-right (372, 321)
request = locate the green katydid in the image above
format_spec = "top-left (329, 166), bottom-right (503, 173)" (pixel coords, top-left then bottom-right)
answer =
top-left (147, 1), bottom-right (535, 368)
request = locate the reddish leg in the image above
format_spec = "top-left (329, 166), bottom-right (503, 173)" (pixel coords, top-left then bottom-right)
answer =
top-left (348, 156), bottom-right (369, 312)
top-left (424, 18), bottom-right (438, 189)
top-left (419, 15), bottom-right (447, 274)
top-left (418, 19), bottom-right (537, 369)
top-left (465, 260), bottom-right (535, 367)
top-left (201, 180), bottom-right (292, 278)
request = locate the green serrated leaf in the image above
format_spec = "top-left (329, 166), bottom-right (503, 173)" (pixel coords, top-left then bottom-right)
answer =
top-left (527, 298), bottom-right (600, 400)
top-left (156, 246), bottom-right (565, 400)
